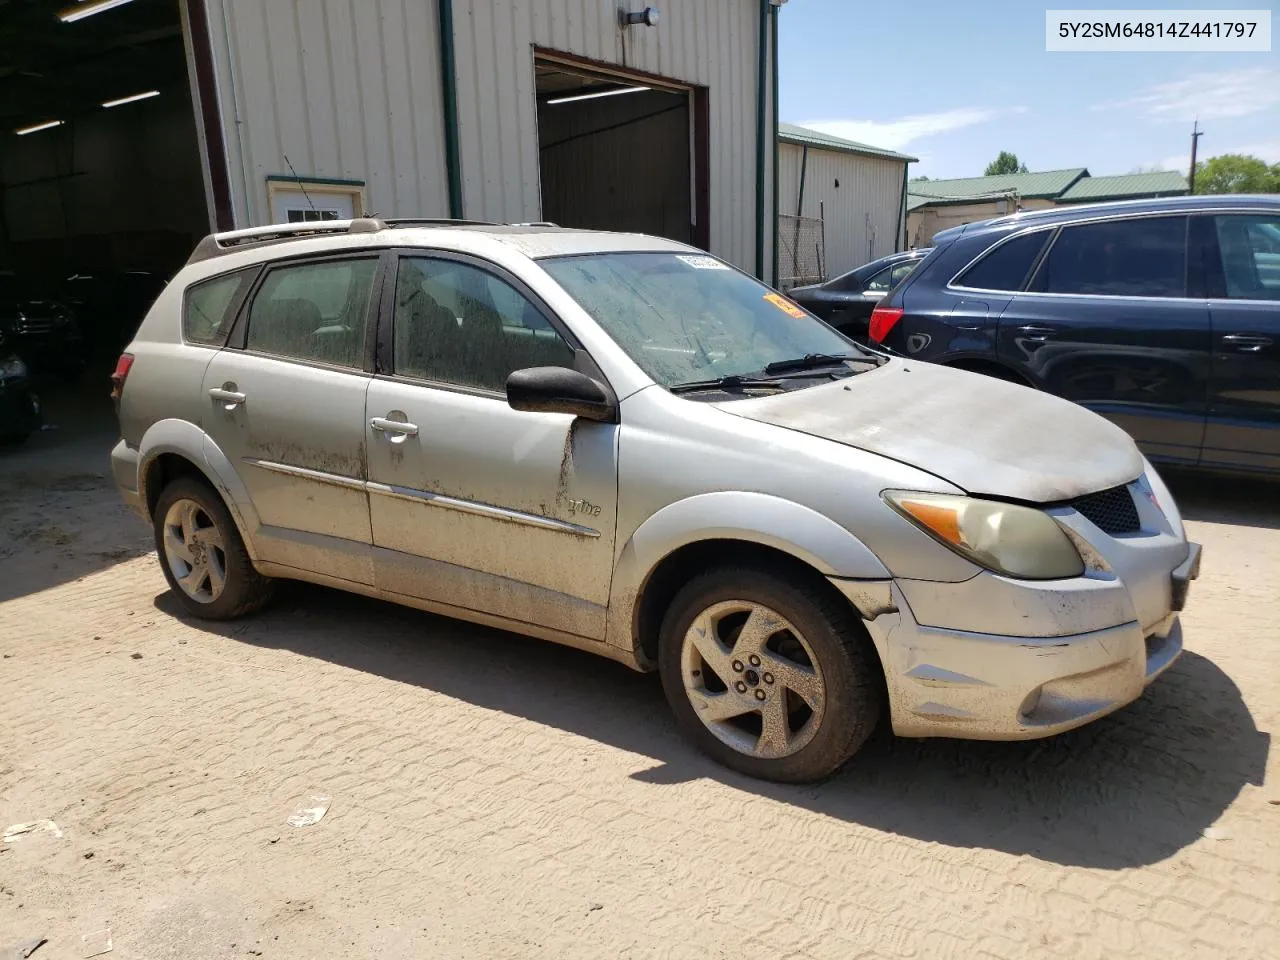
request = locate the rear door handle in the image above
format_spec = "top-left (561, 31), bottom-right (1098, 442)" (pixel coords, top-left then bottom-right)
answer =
top-left (1222, 334), bottom-right (1273, 353)
top-left (209, 387), bottom-right (246, 406)
top-left (1017, 324), bottom-right (1057, 341)
top-left (370, 417), bottom-right (419, 437)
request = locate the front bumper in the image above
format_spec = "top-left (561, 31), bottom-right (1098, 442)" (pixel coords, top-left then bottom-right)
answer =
top-left (830, 541), bottom-right (1200, 740)
top-left (0, 375), bottom-right (40, 436)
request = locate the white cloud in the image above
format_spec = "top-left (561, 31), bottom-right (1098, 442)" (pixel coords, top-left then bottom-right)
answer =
top-left (1155, 140), bottom-right (1280, 172)
top-left (799, 106), bottom-right (1017, 151)
top-left (1096, 68), bottom-right (1280, 123)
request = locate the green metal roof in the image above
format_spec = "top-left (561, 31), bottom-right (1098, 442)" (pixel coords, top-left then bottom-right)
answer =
top-left (907, 168), bottom-right (1089, 203)
top-left (1057, 171), bottom-right (1189, 202)
top-left (778, 123), bottom-right (917, 163)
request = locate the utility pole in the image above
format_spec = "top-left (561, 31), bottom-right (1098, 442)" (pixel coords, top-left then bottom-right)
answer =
top-left (1188, 120), bottom-right (1203, 193)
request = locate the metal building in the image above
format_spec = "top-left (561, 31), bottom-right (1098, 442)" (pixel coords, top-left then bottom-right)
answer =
top-left (775, 123), bottom-right (915, 288)
top-left (193, 0), bottom-right (784, 280)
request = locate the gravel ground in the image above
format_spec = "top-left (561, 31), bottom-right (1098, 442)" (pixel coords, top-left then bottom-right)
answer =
top-left (1, 394), bottom-right (1277, 959)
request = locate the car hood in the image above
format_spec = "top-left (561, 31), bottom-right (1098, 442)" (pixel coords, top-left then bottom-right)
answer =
top-left (713, 360), bottom-right (1145, 503)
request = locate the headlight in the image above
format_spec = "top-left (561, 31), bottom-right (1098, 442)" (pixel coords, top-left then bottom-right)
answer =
top-left (0, 355), bottom-right (28, 379)
top-left (884, 491), bottom-right (1084, 580)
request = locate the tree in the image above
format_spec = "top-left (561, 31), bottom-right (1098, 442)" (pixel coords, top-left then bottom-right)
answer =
top-left (985, 151), bottom-right (1029, 176)
top-left (1193, 153), bottom-right (1280, 194)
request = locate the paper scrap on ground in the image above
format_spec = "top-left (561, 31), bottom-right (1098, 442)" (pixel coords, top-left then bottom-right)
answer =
top-left (287, 795), bottom-right (331, 828)
top-left (3, 821), bottom-right (63, 844)
top-left (81, 927), bottom-right (112, 958)
top-left (1203, 825), bottom-right (1231, 840)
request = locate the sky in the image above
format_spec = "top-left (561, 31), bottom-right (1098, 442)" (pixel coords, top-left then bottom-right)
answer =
top-left (778, 0), bottom-right (1280, 180)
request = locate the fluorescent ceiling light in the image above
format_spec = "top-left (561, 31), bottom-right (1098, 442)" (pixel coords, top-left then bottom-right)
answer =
top-left (102, 90), bottom-right (160, 108)
top-left (58, 0), bottom-right (136, 23)
top-left (547, 85), bottom-right (650, 105)
top-left (16, 120), bottom-right (64, 136)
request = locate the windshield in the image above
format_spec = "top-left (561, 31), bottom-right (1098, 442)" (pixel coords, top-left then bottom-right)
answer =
top-left (540, 252), bottom-right (872, 389)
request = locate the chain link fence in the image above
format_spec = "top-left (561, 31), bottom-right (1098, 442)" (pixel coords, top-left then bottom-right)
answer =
top-left (776, 213), bottom-right (826, 290)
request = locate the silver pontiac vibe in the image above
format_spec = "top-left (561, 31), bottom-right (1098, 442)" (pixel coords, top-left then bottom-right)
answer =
top-left (111, 219), bottom-right (1200, 783)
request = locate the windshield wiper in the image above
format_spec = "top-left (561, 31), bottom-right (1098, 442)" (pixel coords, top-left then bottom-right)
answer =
top-left (763, 352), bottom-right (865, 374)
top-left (669, 374), bottom-right (786, 395)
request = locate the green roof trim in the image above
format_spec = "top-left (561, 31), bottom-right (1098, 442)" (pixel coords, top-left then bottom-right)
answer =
top-left (907, 168), bottom-right (1089, 202)
top-left (1057, 171), bottom-right (1189, 202)
top-left (778, 123), bottom-right (917, 163)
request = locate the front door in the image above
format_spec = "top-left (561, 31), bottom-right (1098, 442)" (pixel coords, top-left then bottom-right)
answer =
top-left (201, 254), bottom-right (382, 584)
top-left (998, 214), bottom-right (1211, 466)
top-left (365, 252), bottom-right (619, 640)
top-left (1199, 211), bottom-right (1280, 473)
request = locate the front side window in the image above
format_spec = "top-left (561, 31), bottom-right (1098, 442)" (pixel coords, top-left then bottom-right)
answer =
top-left (393, 257), bottom-right (575, 392)
top-left (956, 231), bottom-right (1049, 291)
top-left (244, 258), bottom-right (377, 368)
top-left (1212, 214), bottom-right (1280, 300)
top-left (1032, 216), bottom-right (1188, 298)
top-left (184, 270), bottom-right (251, 346)
top-left (540, 252), bottom-right (870, 389)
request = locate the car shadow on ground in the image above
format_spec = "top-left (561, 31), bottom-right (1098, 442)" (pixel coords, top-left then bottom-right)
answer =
top-left (1165, 468), bottom-right (1280, 530)
top-left (155, 582), bottom-right (1269, 871)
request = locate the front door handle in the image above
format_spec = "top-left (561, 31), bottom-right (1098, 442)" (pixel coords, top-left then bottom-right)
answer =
top-left (370, 417), bottom-right (419, 437)
top-left (1017, 324), bottom-right (1057, 341)
top-left (1222, 334), bottom-right (1273, 353)
top-left (209, 387), bottom-right (246, 406)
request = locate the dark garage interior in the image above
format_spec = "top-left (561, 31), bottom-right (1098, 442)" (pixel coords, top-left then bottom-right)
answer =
top-left (0, 0), bottom-right (206, 405)
top-left (535, 58), bottom-right (698, 246)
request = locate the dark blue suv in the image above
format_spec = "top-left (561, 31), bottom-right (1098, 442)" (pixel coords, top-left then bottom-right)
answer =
top-left (869, 195), bottom-right (1280, 476)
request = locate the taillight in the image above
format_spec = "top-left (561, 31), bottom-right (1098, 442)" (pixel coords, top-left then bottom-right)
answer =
top-left (868, 306), bottom-right (904, 343)
top-left (110, 353), bottom-right (134, 403)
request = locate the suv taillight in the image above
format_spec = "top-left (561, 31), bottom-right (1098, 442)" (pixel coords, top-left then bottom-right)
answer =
top-left (868, 306), bottom-right (904, 343)
top-left (110, 353), bottom-right (134, 403)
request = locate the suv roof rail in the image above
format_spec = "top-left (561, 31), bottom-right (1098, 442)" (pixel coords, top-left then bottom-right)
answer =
top-left (186, 218), bottom-right (386, 264)
top-left (380, 217), bottom-right (497, 228)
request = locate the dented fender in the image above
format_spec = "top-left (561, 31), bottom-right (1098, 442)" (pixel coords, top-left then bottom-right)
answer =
top-left (136, 418), bottom-right (261, 560)
top-left (605, 490), bottom-right (891, 660)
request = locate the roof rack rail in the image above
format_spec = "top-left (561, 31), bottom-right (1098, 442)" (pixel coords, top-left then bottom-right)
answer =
top-left (187, 217), bottom-right (386, 264)
top-left (508, 221), bottom-right (559, 228)
top-left (380, 217), bottom-right (497, 227)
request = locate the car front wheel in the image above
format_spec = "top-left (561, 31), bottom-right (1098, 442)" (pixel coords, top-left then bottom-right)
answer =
top-left (153, 476), bottom-right (275, 620)
top-left (658, 565), bottom-right (883, 783)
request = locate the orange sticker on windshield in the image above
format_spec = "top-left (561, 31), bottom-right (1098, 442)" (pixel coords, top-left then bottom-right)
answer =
top-left (763, 292), bottom-right (807, 319)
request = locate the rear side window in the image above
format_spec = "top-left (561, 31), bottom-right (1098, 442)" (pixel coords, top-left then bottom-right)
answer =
top-left (1212, 214), bottom-right (1280, 300)
top-left (955, 231), bottom-right (1049, 291)
top-left (244, 258), bottom-right (378, 368)
top-left (184, 270), bottom-right (251, 346)
top-left (1032, 216), bottom-right (1188, 298)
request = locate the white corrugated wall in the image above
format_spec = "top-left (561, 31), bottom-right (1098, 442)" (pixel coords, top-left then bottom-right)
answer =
top-left (778, 142), bottom-right (906, 279)
top-left (198, 0), bottom-right (773, 279)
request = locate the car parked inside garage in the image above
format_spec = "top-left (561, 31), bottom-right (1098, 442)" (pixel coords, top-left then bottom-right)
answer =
top-left (111, 218), bottom-right (1199, 783)
top-left (868, 195), bottom-right (1280, 476)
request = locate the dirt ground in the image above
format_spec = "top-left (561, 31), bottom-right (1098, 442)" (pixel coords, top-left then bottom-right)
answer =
top-left (2, 389), bottom-right (1278, 960)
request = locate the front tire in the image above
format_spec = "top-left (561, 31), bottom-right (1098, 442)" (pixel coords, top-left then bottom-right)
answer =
top-left (153, 476), bottom-right (275, 620)
top-left (658, 565), bottom-right (883, 783)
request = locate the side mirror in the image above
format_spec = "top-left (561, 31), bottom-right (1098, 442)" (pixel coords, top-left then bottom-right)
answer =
top-left (506, 366), bottom-right (618, 423)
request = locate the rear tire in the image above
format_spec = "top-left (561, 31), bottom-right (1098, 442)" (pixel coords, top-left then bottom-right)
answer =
top-left (153, 476), bottom-right (275, 620)
top-left (658, 565), bottom-right (883, 783)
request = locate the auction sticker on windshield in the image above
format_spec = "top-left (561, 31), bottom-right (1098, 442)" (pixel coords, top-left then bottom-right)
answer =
top-left (763, 292), bottom-right (807, 319)
top-left (676, 255), bottom-right (729, 270)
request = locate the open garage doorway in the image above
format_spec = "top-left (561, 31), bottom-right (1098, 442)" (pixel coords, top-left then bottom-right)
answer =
top-left (0, 0), bottom-right (207, 408)
top-left (535, 55), bottom-right (708, 248)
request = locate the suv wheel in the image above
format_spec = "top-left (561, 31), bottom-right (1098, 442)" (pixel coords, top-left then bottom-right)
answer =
top-left (658, 566), bottom-right (883, 783)
top-left (153, 476), bottom-right (275, 620)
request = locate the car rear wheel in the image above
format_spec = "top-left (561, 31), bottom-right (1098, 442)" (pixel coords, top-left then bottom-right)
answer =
top-left (153, 476), bottom-right (275, 620)
top-left (658, 566), bottom-right (883, 783)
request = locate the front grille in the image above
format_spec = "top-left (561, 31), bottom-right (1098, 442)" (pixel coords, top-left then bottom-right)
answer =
top-left (14, 316), bottom-right (54, 336)
top-left (1072, 485), bottom-right (1141, 535)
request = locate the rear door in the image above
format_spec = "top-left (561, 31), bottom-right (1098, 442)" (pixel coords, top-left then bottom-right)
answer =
top-left (996, 214), bottom-right (1211, 466)
top-left (1198, 211), bottom-right (1280, 473)
top-left (200, 253), bottom-right (383, 584)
